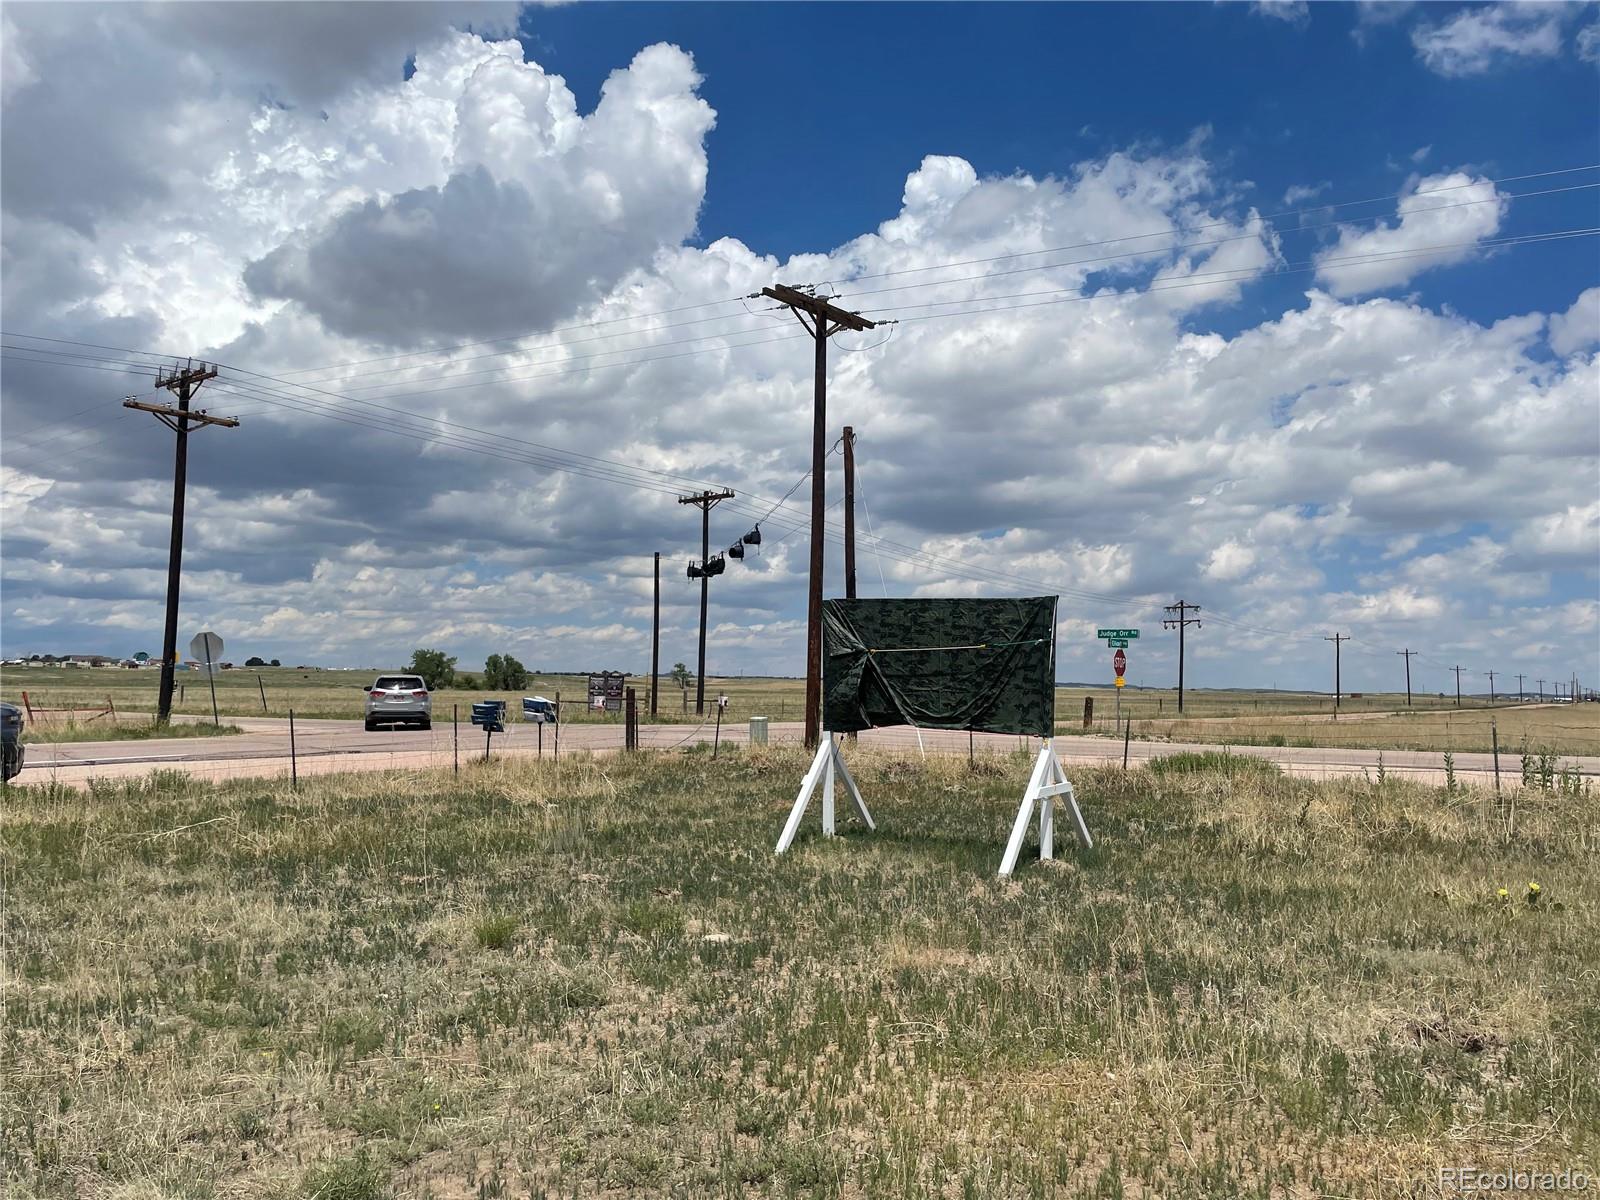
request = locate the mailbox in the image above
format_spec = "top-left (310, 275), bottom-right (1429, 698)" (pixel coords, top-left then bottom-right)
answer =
top-left (471, 700), bottom-right (506, 733)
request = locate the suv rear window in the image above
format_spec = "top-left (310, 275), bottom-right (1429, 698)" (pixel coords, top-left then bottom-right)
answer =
top-left (374, 676), bottom-right (426, 690)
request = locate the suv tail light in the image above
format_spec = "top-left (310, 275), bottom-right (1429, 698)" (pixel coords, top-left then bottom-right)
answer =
top-left (411, 689), bottom-right (427, 698)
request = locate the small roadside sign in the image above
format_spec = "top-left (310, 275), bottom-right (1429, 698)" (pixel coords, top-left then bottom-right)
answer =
top-left (1113, 649), bottom-right (1127, 674)
top-left (189, 631), bottom-right (223, 665)
top-left (1114, 677), bottom-right (1126, 688)
top-left (1097, 628), bottom-right (1140, 640)
top-left (188, 631), bottom-right (224, 726)
top-left (1107, 638), bottom-right (1129, 648)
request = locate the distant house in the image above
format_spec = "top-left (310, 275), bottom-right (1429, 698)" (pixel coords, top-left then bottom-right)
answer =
top-left (66, 654), bottom-right (116, 668)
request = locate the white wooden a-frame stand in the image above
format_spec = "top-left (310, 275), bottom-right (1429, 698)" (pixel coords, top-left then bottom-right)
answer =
top-left (775, 734), bottom-right (876, 853)
top-left (998, 740), bottom-right (1093, 877)
top-left (774, 735), bottom-right (1091, 876)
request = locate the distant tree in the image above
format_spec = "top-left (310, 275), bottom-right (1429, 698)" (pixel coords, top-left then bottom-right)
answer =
top-left (270, 658), bottom-right (281, 667)
top-left (484, 653), bottom-right (529, 691)
top-left (670, 662), bottom-right (692, 690)
top-left (245, 656), bottom-right (266, 668)
top-left (457, 673), bottom-right (479, 689)
top-left (408, 648), bottom-right (457, 690)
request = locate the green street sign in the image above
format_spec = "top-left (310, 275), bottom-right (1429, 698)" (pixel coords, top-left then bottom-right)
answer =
top-left (1107, 638), bottom-right (1129, 648)
top-left (1096, 628), bottom-right (1140, 640)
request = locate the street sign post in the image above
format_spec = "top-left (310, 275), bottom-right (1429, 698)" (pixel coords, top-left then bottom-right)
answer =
top-left (1112, 648), bottom-right (1128, 725)
top-left (188, 631), bottom-right (223, 726)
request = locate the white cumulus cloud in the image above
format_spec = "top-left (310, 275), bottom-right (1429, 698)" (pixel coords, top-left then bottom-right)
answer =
top-left (1313, 171), bottom-right (1506, 297)
top-left (1411, 2), bottom-right (1566, 76)
top-left (1548, 286), bottom-right (1600, 357)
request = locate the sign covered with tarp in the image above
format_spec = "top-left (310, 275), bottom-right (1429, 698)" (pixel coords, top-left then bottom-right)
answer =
top-left (822, 597), bottom-right (1057, 736)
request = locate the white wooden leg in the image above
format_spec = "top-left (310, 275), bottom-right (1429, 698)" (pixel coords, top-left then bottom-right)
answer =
top-left (822, 734), bottom-right (836, 836)
top-left (1039, 795), bottom-right (1054, 861)
top-left (1064, 781), bottom-right (1093, 850)
top-left (999, 745), bottom-right (1052, 876)
top-left (1047, 746), bottom-right (1092, 849)
top-left (776, 739), bottom-right (830, 854)
top-left (833, 745), bottom-right (876, 830)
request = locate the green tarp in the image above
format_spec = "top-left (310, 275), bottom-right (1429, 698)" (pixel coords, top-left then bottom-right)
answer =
top-left (823, 597), bottom-right (1057, 737)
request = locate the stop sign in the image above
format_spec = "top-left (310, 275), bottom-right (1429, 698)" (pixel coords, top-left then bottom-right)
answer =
top-left (1113, 649), bottom-right (1127, 675)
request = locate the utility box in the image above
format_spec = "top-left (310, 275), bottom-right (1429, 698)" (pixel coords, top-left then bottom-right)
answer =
top-left (749, 716), bottom-right (769, 746)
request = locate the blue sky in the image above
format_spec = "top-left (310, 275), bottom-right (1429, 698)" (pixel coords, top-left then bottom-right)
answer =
top-left (521, 0), bottom-right (1599, 326)
top-left (1, 1), bottom-right (1596, 692)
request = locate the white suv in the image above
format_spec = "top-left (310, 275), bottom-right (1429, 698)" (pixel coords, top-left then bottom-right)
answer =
top-left (364, 675), bottom-right (432, 731)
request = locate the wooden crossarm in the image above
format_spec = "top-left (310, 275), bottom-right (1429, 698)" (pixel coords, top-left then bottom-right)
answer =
top-left (761, 285), bottom-right (877, 333)
top-left (122, 398), bottom-right (240, 428)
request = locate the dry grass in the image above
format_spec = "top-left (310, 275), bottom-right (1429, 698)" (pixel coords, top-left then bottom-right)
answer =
top-left (5, 665), bottom-right (1494, 731)
top-left (1139, 703), bottom-right (1600, 756)
top-left (3, 747), bottom-right (1597, 1198)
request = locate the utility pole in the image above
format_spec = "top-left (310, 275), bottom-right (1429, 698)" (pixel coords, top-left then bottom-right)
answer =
top-left (1162, 600), bottom-right (1202, 713)
top-left (1398, 648), bottom-right (1415, 707)
top-left (123, 361), bottom-right (235, 724)
top-left (1537, 678), bottom-right (1545, 701)
top-left (678, 488), bottom-right (734, 716)
top-left (1516, 673), bottom-right (1525, 702)
top-left (1324, 633), bottom-right (1349, 710)
top-left (760, 284), bottom-right (877, 748)
top-left (650, 551), bottom-right (660, 717)
top-left (1452, 665), bottom-right (1464, 708)
top-left (842, 425), bottom-right (857, 601)
top-left (1487, 669), bottom-right (1496, 704)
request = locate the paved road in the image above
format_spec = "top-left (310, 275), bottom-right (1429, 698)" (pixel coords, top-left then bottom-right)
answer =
top-left (14, 716), bottom-right (1596, 789)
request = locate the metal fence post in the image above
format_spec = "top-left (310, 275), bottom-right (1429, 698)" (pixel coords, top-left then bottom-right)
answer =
top-left (289, 708), bottom-right (298, 789)
top-left (257, 673), bottom-right (268, 713)
top-left (1491, 721), bottom-right (1501, 797)
top-left (1123, 719), bottom-right (1131, 770)
top-left (453, 704), bottom-right (459, 776)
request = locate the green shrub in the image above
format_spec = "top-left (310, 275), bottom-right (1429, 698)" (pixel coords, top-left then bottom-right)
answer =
top-left (1146, 751), bottom-right (1281, 779)
top-left (473, 914), bottom-right (519, 951)
top-left (302, 1149), bottom-right (388, 1200)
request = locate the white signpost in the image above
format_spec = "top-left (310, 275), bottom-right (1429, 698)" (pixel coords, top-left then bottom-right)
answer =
top-left (189, 631), bottom-right (223, 726)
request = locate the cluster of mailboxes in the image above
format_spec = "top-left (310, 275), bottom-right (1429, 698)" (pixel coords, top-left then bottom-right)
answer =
top-left (471, 700), bottom-right (506, 733)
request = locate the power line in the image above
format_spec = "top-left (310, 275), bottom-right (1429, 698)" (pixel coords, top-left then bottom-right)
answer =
top-left (832, 163), bottom-right (1600, 286)
top-left (280, 294), bottom-right (756, 378)
top-left (835, 182), bottom-right (1596, 305)
top-left (872, 226), bottom-right (1600, 320)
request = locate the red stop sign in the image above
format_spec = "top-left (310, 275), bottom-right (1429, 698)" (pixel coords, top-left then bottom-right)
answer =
top-left (1113, 649), bottom-right (1127, 675)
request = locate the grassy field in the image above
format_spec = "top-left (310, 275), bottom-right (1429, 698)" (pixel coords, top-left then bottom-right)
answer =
top-left (1132, 704), bottom-right (1600, 757)
top-left (4, 748), bottom-right (1596, 1197)
top-left (0, 666), bottom-right (790, 727)
top-left (4, 665), bottom-right (1497, 730)
top-left (19, 720), bottom-right (244, 744)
